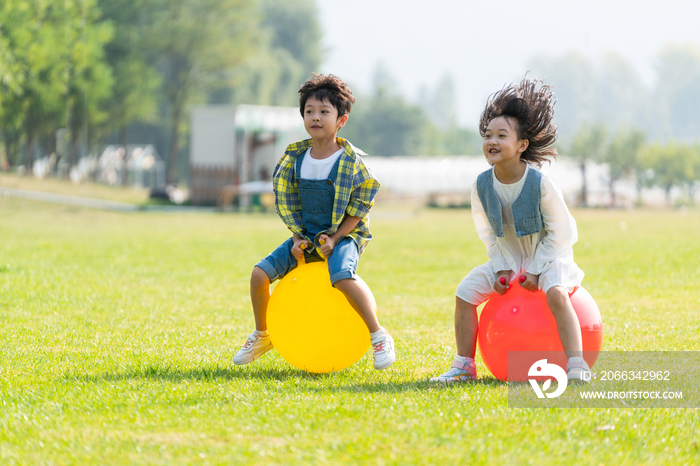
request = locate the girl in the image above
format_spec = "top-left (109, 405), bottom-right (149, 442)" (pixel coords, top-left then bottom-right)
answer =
top-left (432, 78), bottom-right (590, 383)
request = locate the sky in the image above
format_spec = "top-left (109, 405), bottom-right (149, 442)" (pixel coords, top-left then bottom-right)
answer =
top-left (317, 0), bottom-right (700, 126)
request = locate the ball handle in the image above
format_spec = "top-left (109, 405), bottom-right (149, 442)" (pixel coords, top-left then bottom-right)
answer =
top-left (299, 243), bottom-right (307, 265)
top-left (298, 239), bottom-right (329, 265)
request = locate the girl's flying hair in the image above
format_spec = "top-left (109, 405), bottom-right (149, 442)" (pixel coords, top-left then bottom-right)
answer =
top-left (479, 77), bottom-right (558, 166)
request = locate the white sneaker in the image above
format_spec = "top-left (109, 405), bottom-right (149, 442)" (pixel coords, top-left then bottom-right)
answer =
top-left (430, 359), bottom-right (477, 383)
top-left (232, 332), bottom-right (273, 365)
top-left (566, 357), bottom-right (591, 384)
top-left (372, 332), bottom-right (395, 370)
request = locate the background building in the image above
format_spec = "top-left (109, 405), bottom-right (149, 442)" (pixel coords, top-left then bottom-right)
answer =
top-left (189, 105), bottom-right (305, 206)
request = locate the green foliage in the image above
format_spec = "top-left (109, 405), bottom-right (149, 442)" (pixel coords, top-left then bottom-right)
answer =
top-left (144, 0), bottom-right (258, 182)
top-left (2, 0), bottom-right (68, 167)
top-left (654, 44), bottom-right (700, 140)
top-left (260, 0), bottom-right (321, 73)
top-left (530, 52), bottom-right (599, 141)
top-left (569, 123), bottom-right (607, 164)
top-left (567, 124), bottom-right (607, 207)
top-left (0, 0), bottom-right (113, 167)
top-left (641, 142), bottom-right (699, 204)
top-left (64, 0), bottom-right (115, 163)
top-left (226, 0), bottom-right (321, 107)
top-left (531, 46), bottom-right (700, 144)
top-left (343, 66), bottom-right (479, 156)
top-left (98, 0), bottom-right (162, 139)
top-left (343, 88), bottom-right (430, 156)
top-left (1, 199), bottom-right (699, 463)
top-left (602, 128), bottom-right (646, 204)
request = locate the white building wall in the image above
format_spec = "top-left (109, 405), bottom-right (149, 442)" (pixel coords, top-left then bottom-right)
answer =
top-left (190, 106), bottom-right (238, 168)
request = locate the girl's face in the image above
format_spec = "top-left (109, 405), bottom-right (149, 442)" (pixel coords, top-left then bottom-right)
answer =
top-left (482, 116), bottom-right (528, 167)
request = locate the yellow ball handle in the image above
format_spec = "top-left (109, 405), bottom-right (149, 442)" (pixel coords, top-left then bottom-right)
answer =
top-left (319, 238), bottom-right (327, 261)
top-left (299, 238), bottom-right (328, 264)
top-left (299, 243), bottom-right (307, 265)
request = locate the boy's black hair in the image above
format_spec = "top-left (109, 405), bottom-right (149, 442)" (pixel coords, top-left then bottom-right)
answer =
top-left (299, 73), bottom-right (355, 118)
top-left (479, 77), bottom-right (558, 166)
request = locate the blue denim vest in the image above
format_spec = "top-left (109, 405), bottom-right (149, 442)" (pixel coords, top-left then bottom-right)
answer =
top-left (295, 151), bottom-right (342, 240)
top-left (476, 166), bottom-right (544, 238)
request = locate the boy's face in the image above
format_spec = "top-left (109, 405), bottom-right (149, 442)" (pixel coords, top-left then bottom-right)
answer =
top-left (482, 116), bottom-right (528, 166)
top-left (303, 96), bottom-right (348, 141)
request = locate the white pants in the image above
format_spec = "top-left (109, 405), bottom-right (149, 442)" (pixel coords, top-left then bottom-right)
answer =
top-left (455, 260), bottom-right (584, 305)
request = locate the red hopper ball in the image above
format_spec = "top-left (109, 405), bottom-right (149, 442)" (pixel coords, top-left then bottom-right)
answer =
top-left (477, 285), bottom-right (604, 381)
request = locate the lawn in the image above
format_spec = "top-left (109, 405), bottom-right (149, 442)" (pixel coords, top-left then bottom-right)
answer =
top-left (0, 172), bottom-right (151, 204)
top-left (0, 197), bottom-right (698, 465)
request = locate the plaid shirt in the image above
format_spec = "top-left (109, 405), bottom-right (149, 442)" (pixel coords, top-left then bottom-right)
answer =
top-left (273, 137), bottom-right (380, 255)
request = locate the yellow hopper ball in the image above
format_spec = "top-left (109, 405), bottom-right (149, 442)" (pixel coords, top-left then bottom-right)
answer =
top-left (267, 255), bottom-right (370, 373)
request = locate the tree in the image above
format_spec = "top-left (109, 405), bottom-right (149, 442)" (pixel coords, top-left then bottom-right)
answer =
top-left (602, 128), bottom-right (646, 207)
top-left (63, 0), bottom-right (114, 167)
top-left (597, 52), bottom-right (649, 132)
top-left (98, 0), bottom-right (161, 160)
top-left (529, 52), bottom-right (598, 142)
top-left (0, 14), bottom-right (24, 168)
top-left (642, 142), bottom-right (694, 205)
top-left (683, 144), bottom-right (700, 203)
top-left (568, 124), bottom-right (607, 207)
top-left (1, 1), bottom-right (67, 171)
top-left (341, 64), bottom-right (430, 156)
top-left (146, 0), bottom-right (258, 184)
top-left (0, 0), bottom-right (113, 171)
top-left (653, 44), bottom-right (700, 141)
top-left (418, 73), bottom-right (458, 130)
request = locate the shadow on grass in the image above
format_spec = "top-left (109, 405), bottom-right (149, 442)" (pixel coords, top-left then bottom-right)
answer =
top-left (65, 364), bottom-right (508, 393)
top-left (304, 376), bottom-right (507, 394)
top-left (65, 365), bottom-right (313, 383)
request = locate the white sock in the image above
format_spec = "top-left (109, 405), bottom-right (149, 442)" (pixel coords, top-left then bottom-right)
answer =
top-left (254, 329), bottom-right (268, 338)
top-left (567, 356), bottom-right (590, 371)
top-left (370, 327), bottom-right (387, 343)
top-left (454, 355), bottom-right (475, 366)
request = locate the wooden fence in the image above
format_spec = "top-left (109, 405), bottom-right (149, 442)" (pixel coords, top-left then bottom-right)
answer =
top-left (189, 165), bottom-right (238, 206)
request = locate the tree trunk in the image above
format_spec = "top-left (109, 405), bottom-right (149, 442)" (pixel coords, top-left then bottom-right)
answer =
top-left (2, 129), bottom-right (18, 169)
top-left (635, 181), bottom-right (644, 207)
top-left (166, 104), bottom-right (182, 185)
top-left (579, 161), bottom-right (588, 207)
top-left (69, 133), bottom-right (79, 168)
top-left (609, 177), bottom-right (616, 208)
top-left (120, 126), bottom-right (129, 186)
top-left (24, 132), bottom-right (35, 174)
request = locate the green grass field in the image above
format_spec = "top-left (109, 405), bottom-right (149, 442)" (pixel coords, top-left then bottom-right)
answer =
top-left (1, 196), bottom-right (698, 465)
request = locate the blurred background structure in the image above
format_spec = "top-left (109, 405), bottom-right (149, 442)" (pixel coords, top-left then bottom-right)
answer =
top-left (189, 104), bottom-right (304, 206)
top-left (1, 0), bottom-right (699, 207)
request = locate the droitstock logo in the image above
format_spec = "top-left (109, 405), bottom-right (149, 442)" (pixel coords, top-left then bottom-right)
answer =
top-left (528, 359), bottom-right (567, 398)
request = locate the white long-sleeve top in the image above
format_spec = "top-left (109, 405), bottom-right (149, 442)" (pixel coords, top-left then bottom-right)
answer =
top-left (470, 164), bottom-right (584, 292)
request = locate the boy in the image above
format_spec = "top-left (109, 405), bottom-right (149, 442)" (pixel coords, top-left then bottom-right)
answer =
top-left (233, 74), bottom-right (395, 370)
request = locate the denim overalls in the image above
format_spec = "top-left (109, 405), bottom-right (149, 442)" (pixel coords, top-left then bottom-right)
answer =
top-left (256, 150), bottom-right (359, 285)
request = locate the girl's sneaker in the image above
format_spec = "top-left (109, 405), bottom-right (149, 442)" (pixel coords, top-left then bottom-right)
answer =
top-left (430, 358), bottom-right (477, 383)
top-left (232, 332), bottom-right (273, 365)
top-left (372, 331), bottom-right (395, 370)
top-left (566, 357), bottom-right (591, 384)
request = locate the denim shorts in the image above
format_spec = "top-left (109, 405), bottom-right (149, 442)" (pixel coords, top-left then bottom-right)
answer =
top-left (256, 236), bottom-right (359, 285)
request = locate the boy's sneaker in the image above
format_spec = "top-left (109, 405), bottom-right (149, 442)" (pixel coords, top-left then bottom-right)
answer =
top-left (566, 357), bottom-right (591, 384)
top-left (430, 358), bottom-right (477, 383)
top-left (372, 331), bottom-right (395, 370)
top-left (232, 332), bottom-right (273, 365)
